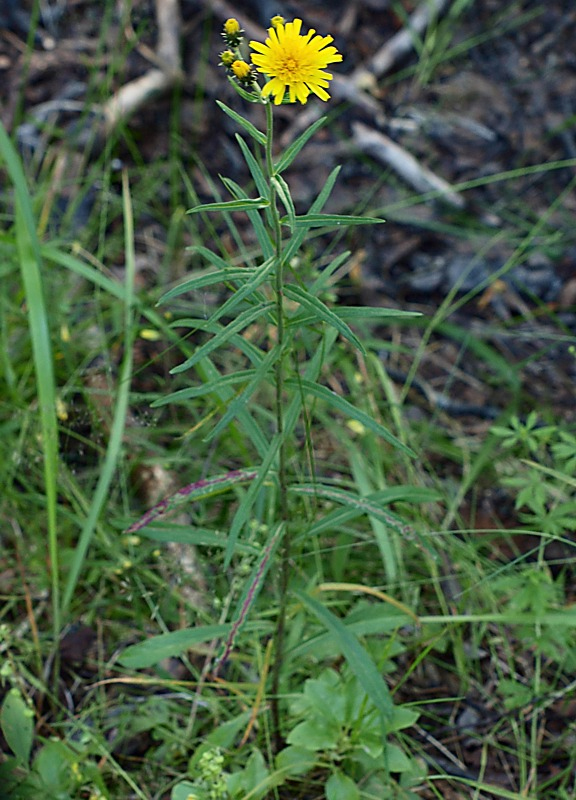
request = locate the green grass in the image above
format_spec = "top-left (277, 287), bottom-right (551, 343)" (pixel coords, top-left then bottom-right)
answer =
top-left (2, 2), bottom-right (576, 799)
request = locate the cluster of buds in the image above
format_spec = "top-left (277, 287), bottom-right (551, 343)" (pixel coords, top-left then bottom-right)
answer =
top-left (219, 17), bottom-right (257, 90)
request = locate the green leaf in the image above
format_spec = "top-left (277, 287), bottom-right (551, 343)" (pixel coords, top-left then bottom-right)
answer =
top-left (159, 265), bottom-right (255, 303)
top-left (292, 483), bottom-right (438, 535)
top-left (285, 378), bottom-right (415, 456)
top-left (285, 213), bottom-right (384, 229)
top-left (170, 302), bottom-right (274, 374)
top-left (227, 749), bottom-right (271, 800)
top-left (283, 166), bottom-right (341, 264)
top-left (152, 369), bottom-right (257, 405)
top-left (326, 772), bottom-right (360, 800)
top-left (1, 689), bottom-right (34, 766)
top-left (172, 781), bottom-right (206, 800)
top-left (275, 746), bottom-right (316, 777)
top-left (297, 590), bottom-right (394, 725)
top-left (204, 256), bottom-right (275, 329)
top-left (284, 284), bottom-right (364, 352)
top-left (206, 344), bottom-right (280, 441)
top-left (337, 307), bottom-right (421, 321)
top-left (216, 100), bottom-right (266, 144)
top-left (0, 122), bottom-right (61, 631)
top-left (225, 435), bottom-right (281, 567)
top-left (235, 135), bottom-right (270, 206)
top-left (290, 603), bottom-right (410, 659)
top-left (140, 524), bottom-right (258, 554)
top-left (274, 116), bottom-right (328, 173)
top-left (271, 174), bottom-right (296, 230)
top-left (286, 717), bottom-right (341, 751)
top-left (187, 197), bottom-right (269, 214)
top-left (386, 742), bottom-right (414, 772)
top-left (219, 176), bottom-right (275, 261)
top-left (119, 624), bottom-right (233, 668)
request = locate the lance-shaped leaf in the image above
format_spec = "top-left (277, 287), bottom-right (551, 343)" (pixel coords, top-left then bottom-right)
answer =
top-left (297, 590), bottom-right (394, 725)
top-left (284, 212), bottom-right (384, 229)
top-left (170, 302), bottom-right (274, 374)
top-left (159, 265), bottom-right (256, 304)
top-left (284, 284), bottom-right (364, 353)
top-left (187, 197), bottom-right (269, 214)
top-left (274, 116), bottom-right (328, 173)
top-left (271, 174), bottom-right (296, 230)
top-left (216, 100), bottom-right (267, 144)
top-left (285, 378), bottom-right (415, 456)
top-left (124, 469), bottom-right (259, 533)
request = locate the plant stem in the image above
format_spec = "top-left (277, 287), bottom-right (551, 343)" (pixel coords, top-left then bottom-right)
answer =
top-left (265, 99), bottom-right (290, 750)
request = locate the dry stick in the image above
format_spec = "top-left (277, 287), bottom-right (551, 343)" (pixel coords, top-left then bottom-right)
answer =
top-left (351, 121), bottom-right (465, 208)
top-left (102, 0), bottom-right (183, 134)
top-left (352, 0), bottom-right (453, 87)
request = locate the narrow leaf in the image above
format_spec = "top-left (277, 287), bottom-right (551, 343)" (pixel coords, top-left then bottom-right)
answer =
top-left (204, 256), bottom-right (275, 329)
top-left (152, 369), bottom-right (257, 406)
top-left (271, 174), bottom-right (296, 230)
top-left (119, 624), bottom-right (232, 669)
top-left (286, 213), bottom-right (384, 229)
top-left (283, 167), bottom-right (341, 263)
top-left (216, 100), bottom-right (266, 144)
top-left (297, 590), bottom-right (394, 724)
top-left (285, 378), bottom-right (415, 456)
top-left (205, 344), bottom-right (280, 441)
top-left (124, 469), bottom-right (259, 533)
top-left (236, 134), bottom-right (270, 203)
top-left (159, 267), bottom-right (256, 303)
top-left (274, 116), bottom-right (328, 173)
top-left (170, 302), bottom-right (274, 374)
top-left (284, 284), bottom-right (364, 353)
top-left (187, 197), bottom-right (269, 213)
top-left (219, 176), bottom-right (274, 261)
top-left (337, 307), bottom-right (421, 321)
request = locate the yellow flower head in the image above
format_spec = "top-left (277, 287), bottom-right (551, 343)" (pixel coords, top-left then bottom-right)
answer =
top-left (219, 49), bottom-right (236, 67)
top-left (249, 18), bottom-right (343, 105)
top-left (231, 59), bottom-right (253, 83)
top-left (224, 18), bottom-right (241, 36)
top-left (222, 17), bottom-right (243, 46)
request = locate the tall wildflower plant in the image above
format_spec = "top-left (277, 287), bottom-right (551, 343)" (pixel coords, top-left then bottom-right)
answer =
top-left (123, 16), bottom-right (424, 785)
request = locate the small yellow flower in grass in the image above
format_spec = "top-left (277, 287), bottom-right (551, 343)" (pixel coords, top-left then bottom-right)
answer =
top-left (250, 18), bottom-right (343, 105)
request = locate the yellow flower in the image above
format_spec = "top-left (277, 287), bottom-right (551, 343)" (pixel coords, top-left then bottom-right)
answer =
top-left (249, 18), bottom-right (342, 105)
top-left (224, 18), bottom-right (241, 37)
top-left (231, 60), bottom-right (253, 83)
top-left (219, 49), bottom-right (235, 67)
top-left (222, 17), bottom-right (243, 46)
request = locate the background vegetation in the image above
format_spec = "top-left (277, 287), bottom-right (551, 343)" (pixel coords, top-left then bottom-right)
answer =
top-left (1, 1), bottom-right (575, 798)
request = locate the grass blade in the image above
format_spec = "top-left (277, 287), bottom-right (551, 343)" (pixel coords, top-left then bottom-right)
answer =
top-left (296, 589), bottom-right (394, 725)
top-left (0, 122), bottom-right (61, 635)
top-left (62, 171), bottom-right (137, 613)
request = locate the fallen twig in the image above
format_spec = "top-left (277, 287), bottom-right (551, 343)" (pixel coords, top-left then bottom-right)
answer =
top-left (351, 121), bottom-right (465, 208)
top-left (101, 0), bottom-right (183, 133)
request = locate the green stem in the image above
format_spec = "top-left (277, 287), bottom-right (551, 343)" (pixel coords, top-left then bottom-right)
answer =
top-left (265, 99), bottom-right (289, 750)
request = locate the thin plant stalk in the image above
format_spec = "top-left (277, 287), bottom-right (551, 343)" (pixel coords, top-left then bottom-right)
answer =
top-left (264, 98), bottom-right (290, 747)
